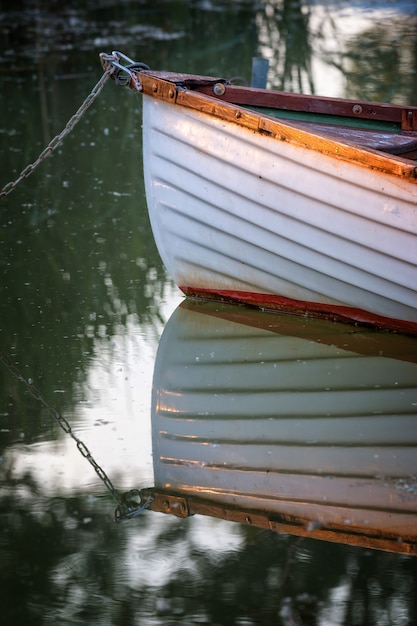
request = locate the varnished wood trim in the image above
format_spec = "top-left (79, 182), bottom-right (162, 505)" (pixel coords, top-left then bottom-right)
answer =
top-left (139, 73), bottom-right (417, 181)
top-left (144, 489), bottom-right (417, 556)
top-left (402, 109), bottom-right (417, 131)
top-left (197, 84), bottom-right (417, 129)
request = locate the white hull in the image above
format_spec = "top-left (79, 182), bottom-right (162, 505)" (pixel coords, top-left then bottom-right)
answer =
top-left (151, 303), bottom-right (417, 552)
top-left (143, 95), bottom-right (417, 333)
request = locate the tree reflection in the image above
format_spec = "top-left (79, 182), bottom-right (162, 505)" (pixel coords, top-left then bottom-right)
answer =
top-left (0, 467), bottom-right (417, 625)
top-left (125, 514), bottom-right (417, 625)
top-left (0, 0), bottom-right (260, 444)
top-left (0, 479), bottom-right (124, 624)
top-left (256, 0), bottom-right (417, 102)
top-left (340, 16), bottom-right (417, 105)
top-left (257, 0), bottom-right (315, 92)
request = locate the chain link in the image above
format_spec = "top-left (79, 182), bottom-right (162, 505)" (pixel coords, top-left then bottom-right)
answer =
top-left (0, 352), bottom-right (152, 520)
top-left (1, 51), bottom-right (149, 199)
top-left (99, 50), bottom-right (147, 92)
top-left (0, 353), bottom-right (124, 508)
top-left (114, 489), bottom-right (154, 523)
top-left (0, 53), bottom-right (154, 522)
top-left (0, 71), bottom-right (110, 199)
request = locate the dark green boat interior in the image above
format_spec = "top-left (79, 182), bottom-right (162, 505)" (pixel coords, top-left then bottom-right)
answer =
top-left (248, 106), bottom-right (400, 131)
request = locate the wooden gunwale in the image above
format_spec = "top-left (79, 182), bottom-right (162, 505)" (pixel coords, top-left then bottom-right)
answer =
top-left (196, 83), bottom-right (417, 129)
top-left (137, 71), bottom-right (417, 182)
top-left (142, 488), bottom-right (417, 556)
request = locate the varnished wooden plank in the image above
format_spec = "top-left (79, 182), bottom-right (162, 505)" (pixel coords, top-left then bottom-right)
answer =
top-left (176, 88), bottom-right (260, 131)
top-left (275, 121), bottom-right (417, 154)
top-left (140, 73), bottom-right (178, 101)
top-left (197, 84), bottom-right (417, 128)
top-left (136, 72), bottom-right (417, 181)
top-left (402, 109), bottom-right (417, 131)
top-left (176, 88), bottom-right (417, 180)
top-left (136, 69), bottom-right (417, 129)
top-left (145, 489), bottom-right (417, 556)
top-left (258, 115), bottom-right (417, 177)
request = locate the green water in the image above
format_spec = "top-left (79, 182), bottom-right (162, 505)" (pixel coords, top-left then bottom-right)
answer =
top-left (1, 1), bottom-right (417, 624)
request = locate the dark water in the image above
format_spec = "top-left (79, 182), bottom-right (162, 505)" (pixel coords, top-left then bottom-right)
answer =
top-left (1, 1), bottom-right (417, 624)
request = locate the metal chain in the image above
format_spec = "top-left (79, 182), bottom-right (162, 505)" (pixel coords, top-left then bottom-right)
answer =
top-left (114, 489), bottom-right (154, 523)
top-left (0, 71), bottom-right (110, 199)
top-left (1, 51), bottom-right (149, 199)
top-left (0, 352), bottom-right (153, 521)
top-left (0, 352), bottom-right (120, 500)
top-left (0, 52), bottom-right (153, 521)
top-left (99, 50), bottom-right (147, 92)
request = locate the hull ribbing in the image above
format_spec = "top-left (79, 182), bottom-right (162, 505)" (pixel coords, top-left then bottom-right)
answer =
top-left (143, 96), bottom-right (417, 332)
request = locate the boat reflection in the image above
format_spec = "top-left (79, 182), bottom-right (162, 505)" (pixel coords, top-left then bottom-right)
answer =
top-left (144, 301), bottom-right (417, 555)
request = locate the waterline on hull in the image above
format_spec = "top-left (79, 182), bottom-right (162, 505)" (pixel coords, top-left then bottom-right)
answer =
top-left (181, 286), bottom-right (417, 336)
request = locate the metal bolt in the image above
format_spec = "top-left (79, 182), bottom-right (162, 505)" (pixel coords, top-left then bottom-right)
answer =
top-left (352, 104), bottom-right (362, 114)
top-left (213, 83), bottom-right (226, 96)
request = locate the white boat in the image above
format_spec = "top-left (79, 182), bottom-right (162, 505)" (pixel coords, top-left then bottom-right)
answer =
top-left (146, 301), bottom-right (417, 555)
top-left (101, 52), bottom-right (417, 335)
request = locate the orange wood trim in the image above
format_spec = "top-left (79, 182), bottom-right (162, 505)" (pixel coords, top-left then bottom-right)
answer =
top-left (179, 89), bottom-right (417, 180)
top-left (145, 489), bottom-right (417, 556)
top-left (138, 73), bottom-right (417, 181)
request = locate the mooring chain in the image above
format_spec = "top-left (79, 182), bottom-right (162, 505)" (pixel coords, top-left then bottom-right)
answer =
top-left (99, 50), bottom-right (149, 90)
top-left (0, 52), bottom-right (154, 521)
top-left (0, 51), bottom-right (149, 200)
top-left (0, 68), bottom-right (110, 199)
top-left (0, 353), bottom-right (152, 521)
top-left (114, 489), bottom-right (154, 523)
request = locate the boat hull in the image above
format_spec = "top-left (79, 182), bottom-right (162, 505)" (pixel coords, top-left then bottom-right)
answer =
top-left (151, 302), bottom-right (417, 554)
top-left (143, 95), bottom-right (417, 334)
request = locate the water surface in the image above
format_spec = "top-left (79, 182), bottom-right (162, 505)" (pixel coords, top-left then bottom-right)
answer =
top-left (1, 1), bottom-right (417, 624)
